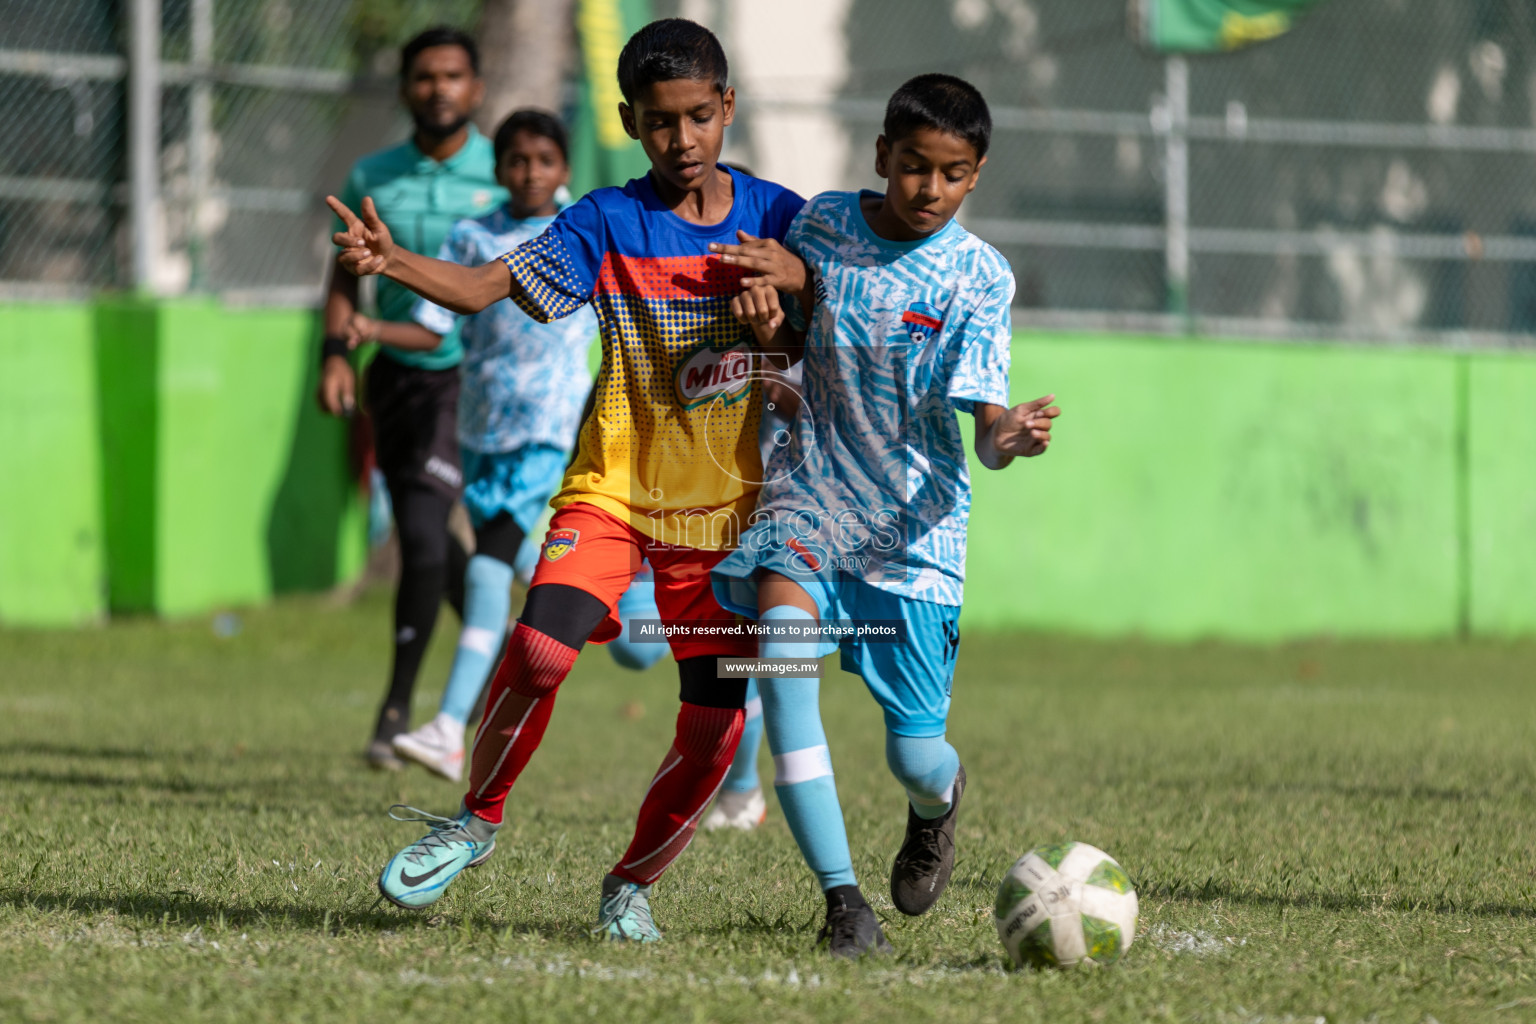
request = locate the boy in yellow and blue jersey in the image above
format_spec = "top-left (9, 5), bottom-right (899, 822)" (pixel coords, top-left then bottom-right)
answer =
top-left (328, 20), bottom-right (841, 949)
top-left (352, 110), bottom-right (669, 783)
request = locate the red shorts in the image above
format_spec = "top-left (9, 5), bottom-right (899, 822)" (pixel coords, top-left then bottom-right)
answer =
top-left (530, 503), bottom-right (754, 660)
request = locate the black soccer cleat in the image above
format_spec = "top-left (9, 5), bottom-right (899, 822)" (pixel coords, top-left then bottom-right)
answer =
top-left (364, 702), bottom-right (409, 771)
top-left (890, 763), bottom-right (966, 916)
top-left (818, 889), bottom-right (894, 959)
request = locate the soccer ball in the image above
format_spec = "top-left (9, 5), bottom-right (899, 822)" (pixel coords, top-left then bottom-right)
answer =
top-left (993, 841), bottom-right (1138, 968)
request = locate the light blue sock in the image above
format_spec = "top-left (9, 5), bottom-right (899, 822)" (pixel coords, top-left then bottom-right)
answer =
top-left (720, 678), bottom-right (763, 793)
top-left (511, 530), bottom-right (541, 587)
top-left (438, 554), bottom-right (515, 724)
top-left (759, 606), bottom-right (856, 892)
top-left (608, 571), bottom-right (667, 671)
top-left (887, 732), bottom-right (961, 820)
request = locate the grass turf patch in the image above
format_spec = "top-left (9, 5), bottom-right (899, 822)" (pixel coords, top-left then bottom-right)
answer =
top-left (1, 591), bottom-right (1533, 1022)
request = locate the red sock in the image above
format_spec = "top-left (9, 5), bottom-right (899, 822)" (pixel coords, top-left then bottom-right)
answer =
top-left (463, 622), bottom-right (577, 825)
top-left (611, 703), bottom-right (745, 886)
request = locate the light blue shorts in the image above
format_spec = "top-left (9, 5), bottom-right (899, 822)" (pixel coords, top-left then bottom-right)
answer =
top-left (713, 525), bottom-right (961, 738)
top-left (460, 444), bottom-right (568, 532)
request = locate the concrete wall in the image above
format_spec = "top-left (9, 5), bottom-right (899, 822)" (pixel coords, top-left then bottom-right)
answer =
top-left (3, 307), bottom-right (1533, 638)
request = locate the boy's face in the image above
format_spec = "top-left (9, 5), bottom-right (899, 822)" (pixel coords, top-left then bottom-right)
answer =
top-left (498, 130), bottom-right (568, 216)
top-left (401, 44), bottom-right (483, 138)
top-left (875, 128), bottom-right (987, 239)
top-left (620, 79), bottom-right (735, 193)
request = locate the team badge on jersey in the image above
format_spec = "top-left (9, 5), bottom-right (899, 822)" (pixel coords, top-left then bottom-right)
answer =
top-left (901, 302), bottom-right (945, 343)
top-left (543, 528), bottom-right (580, 561)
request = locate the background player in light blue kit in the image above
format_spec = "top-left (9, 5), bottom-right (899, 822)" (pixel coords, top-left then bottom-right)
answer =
top-left (346, 109), bottom-right (663, 781)
top-left (711, 73), bottom-right (1061, 956)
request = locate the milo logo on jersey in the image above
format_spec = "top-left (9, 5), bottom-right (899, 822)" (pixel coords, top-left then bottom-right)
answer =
top-left (901, 301), bottom-right (945, 343)
top-left (673, 339), bottom-right (754, 411)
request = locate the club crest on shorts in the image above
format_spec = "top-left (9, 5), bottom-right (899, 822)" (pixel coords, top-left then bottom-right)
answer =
top-left (901, 301), bottom-right (944, 343)
top-left (543, 528), bottom-right (580, 561)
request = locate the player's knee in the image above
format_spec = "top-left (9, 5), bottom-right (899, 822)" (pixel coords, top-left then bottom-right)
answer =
top-left (502, 622), bottom-right (575, 698)
top-left (473, 513), bottom-right (525, 566)
top-left (673, 702), bottom-right (744, 765)
top-left (518, 583), bottom-right (608, 650)
top-left (465, 554), bottom-right (515, 599)
top-left (675, 656), bottom-right (747, 709)
top-left (608, 638), bottom-right (666, 671)
top-left (885, 732), bottom-right (958, 799)
top-left (759, 604), bottom-right (818, 658)
top-left (394, 489), bottom-right (452, 568)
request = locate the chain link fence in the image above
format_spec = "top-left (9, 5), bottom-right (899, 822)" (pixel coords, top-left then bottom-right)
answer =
top-left (9, 0), bottom-right (1536, 342)
top-left (0, 3), bottom-right (126, 295)
top-left (720, 0), bottom-right (1536, 344)
top-left (0, 0), bottom-right (480, 302)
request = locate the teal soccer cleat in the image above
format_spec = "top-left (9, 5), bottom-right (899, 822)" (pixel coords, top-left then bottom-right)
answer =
top-left (377, 805), bottom-right (497, 910)
top-left (594, 874), bottom-right (661, 942)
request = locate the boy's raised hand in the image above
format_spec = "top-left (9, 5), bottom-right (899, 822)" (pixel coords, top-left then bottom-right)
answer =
top-left (731, 282), bottom-right (785, 343)
top-left (709, 231), bottom-right (807, 294)
top-left (991, 394), bottom-right (1060, 458)
top-left (327, 195), bottom-right (393, 277)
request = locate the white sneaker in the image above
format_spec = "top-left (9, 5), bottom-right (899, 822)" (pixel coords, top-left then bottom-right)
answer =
top-left (703, 786), bottom-right (767, 832)
top-left (391, 714), bottom-right (466, 783)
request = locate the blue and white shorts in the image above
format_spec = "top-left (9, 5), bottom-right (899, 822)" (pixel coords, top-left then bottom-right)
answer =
top-left (712, 522), bottom-right (961, 738)
top-left (459, 443), bottom-right (568, 532)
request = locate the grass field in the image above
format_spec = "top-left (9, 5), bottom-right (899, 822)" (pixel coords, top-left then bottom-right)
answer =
top-left (2, 589), bottom-right (1533, 1023)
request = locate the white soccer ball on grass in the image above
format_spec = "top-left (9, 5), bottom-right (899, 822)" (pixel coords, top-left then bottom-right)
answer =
top-left (993, 841), bottom-right (1138, 968)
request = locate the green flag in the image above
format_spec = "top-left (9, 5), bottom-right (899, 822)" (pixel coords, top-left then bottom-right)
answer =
top-left (1133, 0), bottom-right (1322, 53)
top-left (569, 0), bottom-right (653, 197)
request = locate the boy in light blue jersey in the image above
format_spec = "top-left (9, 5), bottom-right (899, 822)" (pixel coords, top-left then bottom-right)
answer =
top-left (349, 109), bottom-right (665, 782)
top-left (710, 73), bottom-right (1061, 955)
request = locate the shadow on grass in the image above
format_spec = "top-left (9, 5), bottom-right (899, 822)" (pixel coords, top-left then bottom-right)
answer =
top-left (1137, 773), bottom-right (1525, 805)
top-left (0, 742), bottom-right (166, 762)
top-left (0, 753), bottom-right (400, 814)
top-left (3, 887), bottom-right (1043, 969)
top-left (0, 887), bottom-right (586, 942)
top-left (0, 768), bottom-right (221, 795)
top-left (1142, 877), bottom-right (1536, 920)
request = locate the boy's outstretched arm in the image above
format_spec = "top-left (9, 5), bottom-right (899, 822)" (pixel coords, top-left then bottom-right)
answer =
top-left (327, 195), bottom-right (517, 315)
top-left (974, 394), bottom-right (1060, 471)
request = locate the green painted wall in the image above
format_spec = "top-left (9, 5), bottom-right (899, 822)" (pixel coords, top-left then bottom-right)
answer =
top-left (149, 301), bottom-right (366, 616)
top-left (2, 298), bottom-right (365, 625)
top-left (0, 304), bottom-right (106, 626)
top-left (1466, 352), bottom-right (1536, 635)
top-left (963, 334), bottom-right (1466, 639)
top-left (4, 308), bottom-right (1534, 637)
top-left (95, 300), bottom-right (160, 614)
